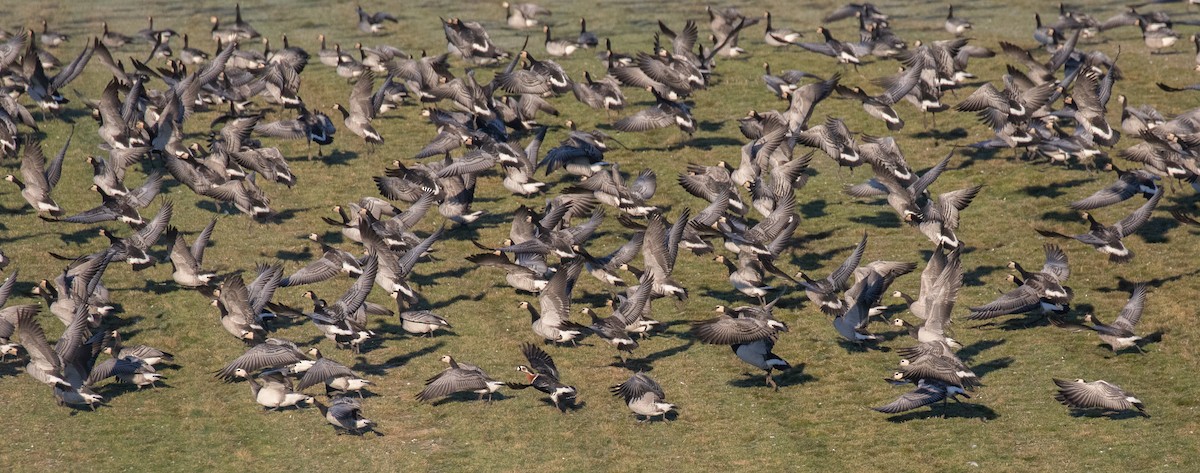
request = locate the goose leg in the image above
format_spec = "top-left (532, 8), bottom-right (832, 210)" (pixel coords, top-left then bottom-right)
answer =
top-left (1135, 344), bottom-right (1145, 354)
top-left (765, 369), bottom-right (778, 391)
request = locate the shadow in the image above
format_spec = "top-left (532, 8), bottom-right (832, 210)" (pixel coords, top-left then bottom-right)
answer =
top-left (410, 266), bottom-right (473, 287)
top-left (430, 391), bottom-right (512, 406)
top-left (356, 341), bottom-right (445, 376)
top-left (727, 362), bottom-right (815, 389)
top-left (260, 207), bottom-right (313, 225)
top-left (1067, 409), bottom-right (1150, 420)
top-left (537, 397), bottom-right (586, 413)
top-left (908, 127), bottom-right (969, 142)
top-left (94, 380), bottom-right (172, 401)
top-left (883, 402), bottom-right (999, 422)
top-left (789, 244), bottom-right (855, 274)
top-left (972, 357), bottom-right (1014, 379)
top-left (1040, 210), bottom-right (1083, 224)
top-left (800, 199), bottom-right (827, 219)
top-left (955, 339), bottom-right (1006, 362)
top-left (56, 226), bottom-right (102, 245)
top-left (962, 264), bottom-right (1004, 287)
top-left (696, 120), bottom-right (724, 132)
top-left (1020, 179), bottom-right (1093, 199)
top-left (1095, 270), bottom-right (1200, 293)
top-left (1135, 216), bottom-right (1177, 244)
top-left (274, 246), bottom-right (313, 262)
top-left (837, 340), bottom-right (891, 353)
top-left (321, 149), bottom-right (360, 166)
top-left (849, 210), bottom-right (902, 228)
top-left (619, 339), bottom-right (696, 372)
top-left (686, 137), bottom-right (742, 150)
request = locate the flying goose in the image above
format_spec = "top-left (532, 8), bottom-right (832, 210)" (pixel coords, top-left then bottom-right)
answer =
top-left (611, 372), bottom-right (675, 422)
top-left (303, 255), bottom-right (379, 352)
top-left (87, 356), bottom-right (163, 389)
top-left (1036, 188), bottom-right (1163, 264)
top-left (398, 310), bottom-right (451, 337)
top-left (296, 351), bottom-right (371, 396)
top-left (466, 251), bottom-right (549, 293)
top-left (507, 342), bottom-right (576, 411)
top-left (641, 209), bottom-right (691, 300)
top-left (791, 27), bottom-right (860, 66)
top-left (692, 303), bottom-right (790, 390)
top-left (236, 369), bottom-right (313, 409)
top-left (614, 87), bottom-right (695, 135)
top-left (333, 71), bottom-right (384, 147)
top-left (315, 396), bottom-right (375, 434)
top-left (524, 260), bottom-right (587, 344)
top-left (833, 270), bottom-right (888, 343)
top-left (357, 5), bottom-right (398, 34)
top-left (281, 234), bottom-right (365, 287)
top-left (893, 244), bottom-right (963, 348)
top-left (580, 232), bottom-right (643, 287)
top-left (100, 331), bottom-right (174, 367)
top-left (1068, 164), bottom-right (1159, 211)
top-left (585, 275), bottom-right (654, 365)
top-left (798, 232), bottom-right (867, 315)
top-left (137, 16), bottom-right (177, 43)
top-left (1081, 284), bottom-right (1148, 353)
top-left (216, 339), bottom-right (314, 381)
top-left (892, 346), bottom-right (978, 391)
top-left (6, 136), bottom-right (66, 217)
top-left (22, 34), bottom-right (94, 112)
top-left (873, 379), bottom-right (969, 414)
top-left (57, 171), bottom-right (164, 226)
top-left (442, 18), bottom-right (507, 65)
top-left (504, 2), bottom-right (550, 29)
top-left (212, 274), bottom-right (274, 344)
top-left (416, 355), bottom-right (505, 403)
top-left (968, 243), bottom-right (1072, 320)
top-left (1053, 378), bottom-right (1146, 416)
top-left (166, 219), bottom-right (218, 289)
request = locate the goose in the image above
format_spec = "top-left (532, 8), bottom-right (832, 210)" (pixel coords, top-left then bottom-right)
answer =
top-left (303, 255), bottom-right (379, 352)
top-left (784, 72), bottom-right (839, 132)
top-left (101, 22), bottom-right (132, 49)
top-left (833, 270), bottom-right (887, 343)
top-left (1082, 284), bottom-right (1148, 353)
top-left (315, 397), bottom-right (375, 434)
top-left (416, 355), bottom-right (505, 403)
top-left (356, 5), bottom-right (398, 34)
top-left (398, 310), bottom-right (451, 337)
top-left (333, 71), bottom-right (383, 147)
top-left (763, 12), bottom-right (801, 46)
top-left (824, 3), bottom-right (888, 24)
top-left (1068, 163), bottom-right (1159, 211)
top-left (543, 25), bottom-right (576, 57)
top-left (23, 38), bottom-right (95, 112)
top-left (892, 348), bottom-right (978, 390)
top-left (1053, 378), bottom-right (1146, 416)
top-left (101, 331), bottom-right (174, 367)
top-left (793, 27), bottom-right (860, 65)
top-left (216, 339), bottom-right (313, 381)
top-left (640, 210), bottom-right (691, 301)
top-left (834, 85), bottom-right (904, 131)
top-left (873, 379), bottom-right (969, 414)
top-left (94, 199), bottom-right (172, 270)
top-left (58, 171), bottom-right (163, 226)
top-left (212, 274), bottom-right (273, 344)
top-left (614, 87), bottom-right (694, 135)
top-left (282, 234), bottom-right (365, 287)
top-left (39, 20), bottom-right (68, 47)
top-left (166, 219), bottom-right (218, 288)
top-left (466, 251), bottom-right (549, 293)
top-left (296, 352), bottom-right (371, 396)
top-left (579, 232), bottom-right (643, 287)
top-left (442, 18), bottom-right (507, 65)
top-left (34, 253), bottom-right (113, 327)
top-left (1036, 188), bottom-right (1162, 264)
top-left (585, 276), bottom-right (654, 364)
top-left (357, 218), bottom-right (443, 307)
top-left (504, 2), bottom-right (550, 29)
top-left (6, 136), bottom-right (66, 217)
top-left (798, 232), bottom-right (866, 315)
top-left (137, 16), bottom-right (177, 43)
top-left (611, 372), bottom-right (675, 422)
top-left (968, 243), bottom-right (1072, 320)
top-left (576, 18), bottom-right (598, 48)
top-left (87, 356), bottom-right (162, 389)
top-left (715, 251), bottom-right (774, 303)
top-left (0, 302), bottom-right (34, 361)
top-left (507, 342), bottom-right (576, 411)
top-left (14, 306), bottom-right (73, 389)
top-left (893, 245), bottom-right (963, 348)
top-left (572, 71), bottom-right (625, 112)
top-left (47, 305), bottom-right (109, 409)
top-left (1135, 19), bottom-right (1178, 54)
top-left (1117, 96), bottom-right (1163, 135)
top-left (692, 303), bottom-right (790, 390)
top-left (317, 34), bottom-right (351, 67)
top-left (944, 6), bottom-right (972, 36)
top-left (212, 4), bottom-right (260, 41)
top-left (236, 369), bottom-right (313, 409)
top-left (524, 260), bottom-right (587, 344)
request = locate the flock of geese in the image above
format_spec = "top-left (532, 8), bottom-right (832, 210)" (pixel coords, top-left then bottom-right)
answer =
top-left (11, 1), bottom-right (1200, 433)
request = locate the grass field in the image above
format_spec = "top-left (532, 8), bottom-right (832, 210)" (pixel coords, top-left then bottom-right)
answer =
top-left (3, 0), bottom-right (1200, 471)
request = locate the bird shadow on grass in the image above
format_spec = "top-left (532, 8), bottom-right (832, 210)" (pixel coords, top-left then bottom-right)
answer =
top-left (430, 391), bottom-right (513, 406)
top-left (356, 341), bottom-right (445, 376)
top-left (849, 210), bottom-right (902, 228)
top-left (728, 363), bottom-right (815, 389)
top-left (793, 228), bottom-right (839, 249)
top-left (273, 246), bottom-right (313, 262)
top-left (260, 207), bottom-right (314, 225)
top-left (973, 357), bottom-right (1014, 379)
top-left (800, 199), bottom-right (828, 219)
top-left (837, 340), bottom-right (891, 353)
top-left (320, 149), bottom-right (360, 166)
top-left (962, 263), bottom-right (1005, 287)
top-left (0, 361), bottom-right (23, 379)
top-left (956, 339), bottom-right (1006, 363)
top-left (687, 137), bottom-right (742, 150)
top-left (1039, 209), bottom-right (1082, 224)
top-left (411, 266), bottom-right (474, 287)
top-left (423, 292), bottom-right (486, 311)
top-left (618, 339), bottom-right (696, 372)
top-left (789, 244), bottom-right (855, 273)
top-left (883, 402), bottom-right (999, 423)
top-left (908, 127), bottom-right (969, 142)
top-left (1019, 178), bottom-right (1094, 199)
top-left (1094, 270), bottom-right (1200, 293)
top-left (97, 381), bottom-right (173, 402)
top-left (1135, 216), bottom-right (1178, 244)
top-left (56, 226), bottom-right (102, 246)
top-left (1067, 409), bottom-right (1150, 420)
top-left (537, 397), bottom-right (586, 413)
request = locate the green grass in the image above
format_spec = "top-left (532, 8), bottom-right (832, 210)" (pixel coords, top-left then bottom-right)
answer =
top-left (3, 0), bottom-right (1200, 471)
